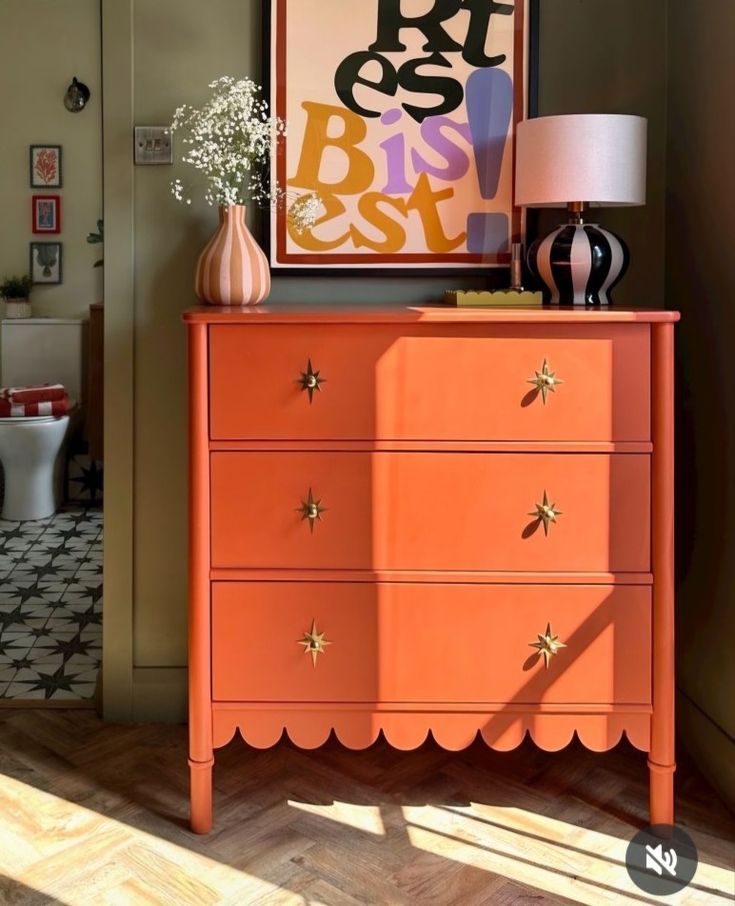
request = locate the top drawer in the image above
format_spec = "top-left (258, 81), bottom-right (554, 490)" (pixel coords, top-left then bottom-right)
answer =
top-left (209, 323), bottom-right (650, 443)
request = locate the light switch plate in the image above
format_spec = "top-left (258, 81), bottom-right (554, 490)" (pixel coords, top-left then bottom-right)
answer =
top-left (134, 126), bottom-right (173, 165)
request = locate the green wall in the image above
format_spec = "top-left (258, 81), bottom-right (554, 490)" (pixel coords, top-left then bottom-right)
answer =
top-left (667, 0), bottom-right (735, 811)
top-left (103, 0), bottom-right (670, 719)
top-left (537, 0), bottom-right (667, 308)
top-left (0, 0), bottom-right (102, 319)
top-left (130, 0), bottom-right (258, 670)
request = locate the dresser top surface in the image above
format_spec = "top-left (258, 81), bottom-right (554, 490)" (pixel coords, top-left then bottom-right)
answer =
top-left (183, 304), bottom-right (679, 325)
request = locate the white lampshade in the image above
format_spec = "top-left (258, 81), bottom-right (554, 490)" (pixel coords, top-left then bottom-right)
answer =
top-left (515, 114), bottom-right (647, 207)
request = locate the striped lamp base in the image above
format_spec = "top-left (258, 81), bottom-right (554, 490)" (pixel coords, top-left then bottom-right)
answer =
top-left (528, 223), bottom-right (630, 306)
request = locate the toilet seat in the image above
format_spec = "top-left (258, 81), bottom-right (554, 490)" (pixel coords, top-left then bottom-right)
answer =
top-left (0, 415), bottom-right (65, 425)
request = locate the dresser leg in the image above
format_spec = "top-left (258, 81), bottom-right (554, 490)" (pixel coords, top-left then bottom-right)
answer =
top-left (648, 759), bottom-right (675, 826)
top-left (189, 757), bottom-right (214, 834)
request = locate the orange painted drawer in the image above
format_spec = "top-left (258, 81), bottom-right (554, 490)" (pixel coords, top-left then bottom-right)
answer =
top-left (209, 324), bottom-right (650, 442)
top-left (211, 582), bottom-right (652, 704)
top-left (210, 452), bottom-right (650, 573)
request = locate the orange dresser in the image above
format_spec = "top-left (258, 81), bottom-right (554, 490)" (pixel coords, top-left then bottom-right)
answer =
top-left (184, 305), bottom-right (679, 834)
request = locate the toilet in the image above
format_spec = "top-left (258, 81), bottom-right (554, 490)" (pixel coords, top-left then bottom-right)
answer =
top-left (0, 318), bottom-right (86, 521)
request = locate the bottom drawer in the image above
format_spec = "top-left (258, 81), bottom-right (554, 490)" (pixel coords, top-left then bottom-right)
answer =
top-left (211, 583), bottom-right (651, 705)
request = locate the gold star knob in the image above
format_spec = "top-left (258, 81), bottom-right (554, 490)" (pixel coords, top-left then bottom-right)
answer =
top-left (299, 619), bottom-right (332, 667)
top-left (530, 623), bottom-right (567, 668)
top-left (298, 488), bottom-right (326, 533)
top-left (528, 359), bottom-right (563, 404)
top-left (298, 359), bottom-right (325, 403)
top-left (529, 491), bottom-right (562, 537)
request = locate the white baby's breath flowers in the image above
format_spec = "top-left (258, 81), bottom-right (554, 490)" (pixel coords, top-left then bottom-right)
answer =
top-left (170, 76), bottom-right (320, 231)
top-left (287, 193), bottom-right (323, 232)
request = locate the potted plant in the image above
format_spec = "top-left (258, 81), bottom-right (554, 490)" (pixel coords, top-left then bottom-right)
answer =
top-left (86, 219), bottom-right (104, 268)
top-left (170, 76), bottom-right (320, 306)
top-left (87, 218), bottom-right (104, 308)
top-left (1, 275), bottom-right (32, 319)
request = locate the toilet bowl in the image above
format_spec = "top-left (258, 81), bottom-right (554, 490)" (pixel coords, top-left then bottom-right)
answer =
top-left (0, 412), bottom-right (72, 521)
top-left (0, 317), bottom-right (87, 522)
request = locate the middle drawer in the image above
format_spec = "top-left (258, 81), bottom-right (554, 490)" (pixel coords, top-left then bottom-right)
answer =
top-left (211, 452), bottom-right (650, 573)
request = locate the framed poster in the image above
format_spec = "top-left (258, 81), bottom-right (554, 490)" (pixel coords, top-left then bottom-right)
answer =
top-left (30, 145), bottom-right (63, 188)
top-left (265, 0), bottom-right (538, 275)
top-left (30, 242), bottom-right (63, 285)
top-left (32, 195), bottom-right (62, 234)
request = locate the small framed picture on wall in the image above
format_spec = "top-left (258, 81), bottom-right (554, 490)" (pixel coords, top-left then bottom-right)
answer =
top-left (32, 195), bottom-right (61, 234)
top-left (30, 241), bottom-right (63, 284)
top-left (29, 145), bottom-right (63, 188)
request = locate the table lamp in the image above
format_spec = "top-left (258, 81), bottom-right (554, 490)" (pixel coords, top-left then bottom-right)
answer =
top-left (515, 114), bottom-right (647, 306)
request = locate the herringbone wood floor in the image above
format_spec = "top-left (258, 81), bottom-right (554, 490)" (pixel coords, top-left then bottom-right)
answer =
top-left (0, 711), bottom-right (732, 905)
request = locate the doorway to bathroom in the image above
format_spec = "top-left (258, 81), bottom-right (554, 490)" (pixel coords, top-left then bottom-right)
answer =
top-left (0, 0), bottom-right (103, 704)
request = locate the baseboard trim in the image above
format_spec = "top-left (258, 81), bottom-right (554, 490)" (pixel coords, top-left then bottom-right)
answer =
top-left (131, 667), bottom-right (187, 722)
top-left (0, 699), bottom-right (96, 710)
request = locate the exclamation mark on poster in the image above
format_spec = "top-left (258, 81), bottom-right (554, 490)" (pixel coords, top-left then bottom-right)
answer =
top-left (466, 67), bottom-right (514, 255)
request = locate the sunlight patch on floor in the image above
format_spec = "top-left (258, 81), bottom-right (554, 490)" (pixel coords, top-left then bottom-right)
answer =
top-left (0, 775), bottom-right (301, 906)
top-left (0, 770), bottom-right (732, 906)
top-left (402, 804), bottom-right (735, 906)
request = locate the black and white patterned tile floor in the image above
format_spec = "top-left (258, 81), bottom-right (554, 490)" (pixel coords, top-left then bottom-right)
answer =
top-left (0, 506), bottom-right (102, 701)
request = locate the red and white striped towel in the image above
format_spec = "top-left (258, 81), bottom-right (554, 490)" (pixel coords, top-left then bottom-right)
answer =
top-left (0, 394), bottom-right (71, 418)
top-left (0, 383), bottom-right (67, 404)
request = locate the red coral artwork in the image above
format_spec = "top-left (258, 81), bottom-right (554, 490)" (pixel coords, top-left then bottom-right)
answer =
top-left (30, 146), bottom-right (62, 188)
top-left (35, 151), bottom-right (56, 183)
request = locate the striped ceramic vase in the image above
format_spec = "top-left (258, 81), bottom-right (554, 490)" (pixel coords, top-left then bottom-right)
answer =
top-left (527, 223), bottom-right (630, 306)
top-left (194, 205), bottom-right (271, 306)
